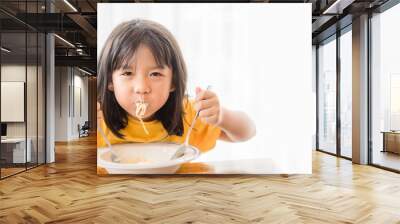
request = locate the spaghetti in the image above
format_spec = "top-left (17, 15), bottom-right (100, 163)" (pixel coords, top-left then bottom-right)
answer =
top-left (135, 96), bottom-right (150, 135)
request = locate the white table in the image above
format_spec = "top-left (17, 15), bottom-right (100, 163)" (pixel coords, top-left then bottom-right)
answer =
top-left (1, 138), bottom-right (32, 163)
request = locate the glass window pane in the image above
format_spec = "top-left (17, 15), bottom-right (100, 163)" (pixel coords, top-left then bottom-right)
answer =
top-left (0, 1), bottom-right (46, 179)
top-left (1, 30), bottom-right (27, 177)
top-left (340, 29), bottom-right (352, 158)
top-left (318, 37), bottom-right (337, 154)
top-left (371, 4), bottom-right (400, 171)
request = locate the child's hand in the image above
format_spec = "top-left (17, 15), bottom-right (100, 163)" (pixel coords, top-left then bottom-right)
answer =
top-left (194, 87), bottom-right (222, 126)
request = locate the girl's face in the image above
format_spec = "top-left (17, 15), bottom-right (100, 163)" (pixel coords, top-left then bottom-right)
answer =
top-left (109, 44), bottom-right (174, 121)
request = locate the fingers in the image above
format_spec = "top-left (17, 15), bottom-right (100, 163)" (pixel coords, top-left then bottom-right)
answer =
top-left (194, 97), bottom-right (217, 112)
top-left (194, 87), bottom-right (221, 125)
top-left (198, 106), bottom-right (219, 118)
top-left (194, 87), bottom-right (217, 110)
top-left (195, 86), bottom-right (202, 95)
top-left (195, 87), bottom-right (215, 102)
top-left (198, 107), bottom-right (220, 125)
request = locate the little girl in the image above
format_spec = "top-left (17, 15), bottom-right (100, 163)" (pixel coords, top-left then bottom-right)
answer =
top-left (97, 19), bottom-right (256, 165)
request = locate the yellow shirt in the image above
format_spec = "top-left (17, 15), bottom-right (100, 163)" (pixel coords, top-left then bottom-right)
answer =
top-left (97, 100), bottom-right (221, 153)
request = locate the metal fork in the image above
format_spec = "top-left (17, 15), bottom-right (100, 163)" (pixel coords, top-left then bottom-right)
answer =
top-left (170, 85), bottom-right (212, 160)
top-left (97, 125), bottom-right (120, 163)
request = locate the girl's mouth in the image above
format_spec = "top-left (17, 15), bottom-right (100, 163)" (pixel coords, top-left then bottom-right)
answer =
top-left (135, 101), bottom-right (148, 118)
top-left (135, 95), bottom-right (149, 117)
top-left (135, 98), bottom-right (150, 135)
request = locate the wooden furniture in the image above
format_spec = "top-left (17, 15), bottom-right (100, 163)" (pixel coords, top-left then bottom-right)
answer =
top-left (381, 131), bottom-right (400, 154)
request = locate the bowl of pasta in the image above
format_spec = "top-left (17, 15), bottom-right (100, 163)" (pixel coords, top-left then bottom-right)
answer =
top-left (97, 142), bottom-right (200, 174)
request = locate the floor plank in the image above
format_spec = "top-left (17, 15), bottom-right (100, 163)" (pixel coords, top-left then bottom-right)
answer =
top-left (0, 135), bottom-right (399, 223)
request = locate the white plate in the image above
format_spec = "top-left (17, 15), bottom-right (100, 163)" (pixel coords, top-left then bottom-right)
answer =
top-left (98, 142), bottom-right (200, 174)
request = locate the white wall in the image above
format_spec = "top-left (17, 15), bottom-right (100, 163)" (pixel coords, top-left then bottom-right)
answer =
top-left (55, 66), bottom-right (68, 141)
top-left (71, 71), bottom-right (89, 138)
top-left (54, 67), bottom-right (89, 141)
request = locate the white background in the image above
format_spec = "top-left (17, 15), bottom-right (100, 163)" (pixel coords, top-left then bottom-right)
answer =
top-left (98, 3), bottom-right (312, 174)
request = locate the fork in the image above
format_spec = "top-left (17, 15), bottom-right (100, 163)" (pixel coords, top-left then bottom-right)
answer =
top-left (97, 125), bottom-right (120, 163)
top-left (170, 85), bottom-right (212, 160)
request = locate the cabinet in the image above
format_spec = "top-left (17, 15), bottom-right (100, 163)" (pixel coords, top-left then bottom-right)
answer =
top-left (382, 131), bottom-right (400, 154)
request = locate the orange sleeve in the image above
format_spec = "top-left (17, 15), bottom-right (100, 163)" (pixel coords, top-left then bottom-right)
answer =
top-left (186, 100), bottom-right (221, 153)
top-left (97, 166), bottom-right (109, 175)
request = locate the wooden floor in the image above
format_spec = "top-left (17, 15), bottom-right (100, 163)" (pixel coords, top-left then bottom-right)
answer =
top-left (0, 135), bottom-right (400, 223)
top-left (1, 167), bottom-right (25, 178)
top-left (1, 163), bottom-right (45, 178)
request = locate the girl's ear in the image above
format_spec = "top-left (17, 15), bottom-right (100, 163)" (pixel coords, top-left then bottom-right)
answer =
top-left (170, 85), bottom-right (175, 92)
top-left (108, 82), bottom-right (114, 91)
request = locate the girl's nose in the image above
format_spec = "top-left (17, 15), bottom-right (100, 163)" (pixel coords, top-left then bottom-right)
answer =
top-left (134, 77), bottom-right (151, 94)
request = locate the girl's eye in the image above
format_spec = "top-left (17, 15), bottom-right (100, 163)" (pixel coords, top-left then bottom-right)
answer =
top-left (150, 72), bottom-right (162, 77)
top-left (121, 71), bottom-right (132, 76)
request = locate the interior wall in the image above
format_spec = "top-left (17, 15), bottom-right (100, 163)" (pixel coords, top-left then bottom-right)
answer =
top-left (54, 67), bottom-right (89, 141)
top-left (54, 66), bottom-right (68, 141)
top-left (71, 70), bottom-right (89, 138)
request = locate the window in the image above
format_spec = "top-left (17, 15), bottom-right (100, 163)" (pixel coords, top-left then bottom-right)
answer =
top-left (0, 1), bottom-right (46, 179)
top-left (371, 3), bottom-right (400, 171)
top-left (340, 28), bottom-right (352, 158)
top-left (318, 36), bottom-right (337, 155)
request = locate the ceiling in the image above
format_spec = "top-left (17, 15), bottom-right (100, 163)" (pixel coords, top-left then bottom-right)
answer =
top-left (0, 0), bottom-right (393, 75)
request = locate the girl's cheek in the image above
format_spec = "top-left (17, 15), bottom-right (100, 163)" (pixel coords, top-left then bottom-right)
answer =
top-left (115, 86), bottom-right (130, 102)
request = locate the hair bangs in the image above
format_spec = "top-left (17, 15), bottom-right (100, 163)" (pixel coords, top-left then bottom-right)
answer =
top-left (143, 31), bottom-right (174, 70)
top-left (112, 33), bottom-right (143, 72)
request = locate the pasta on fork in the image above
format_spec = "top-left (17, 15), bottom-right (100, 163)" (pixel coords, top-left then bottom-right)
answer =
top-left (136, 97), bottom-right (150, 135)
